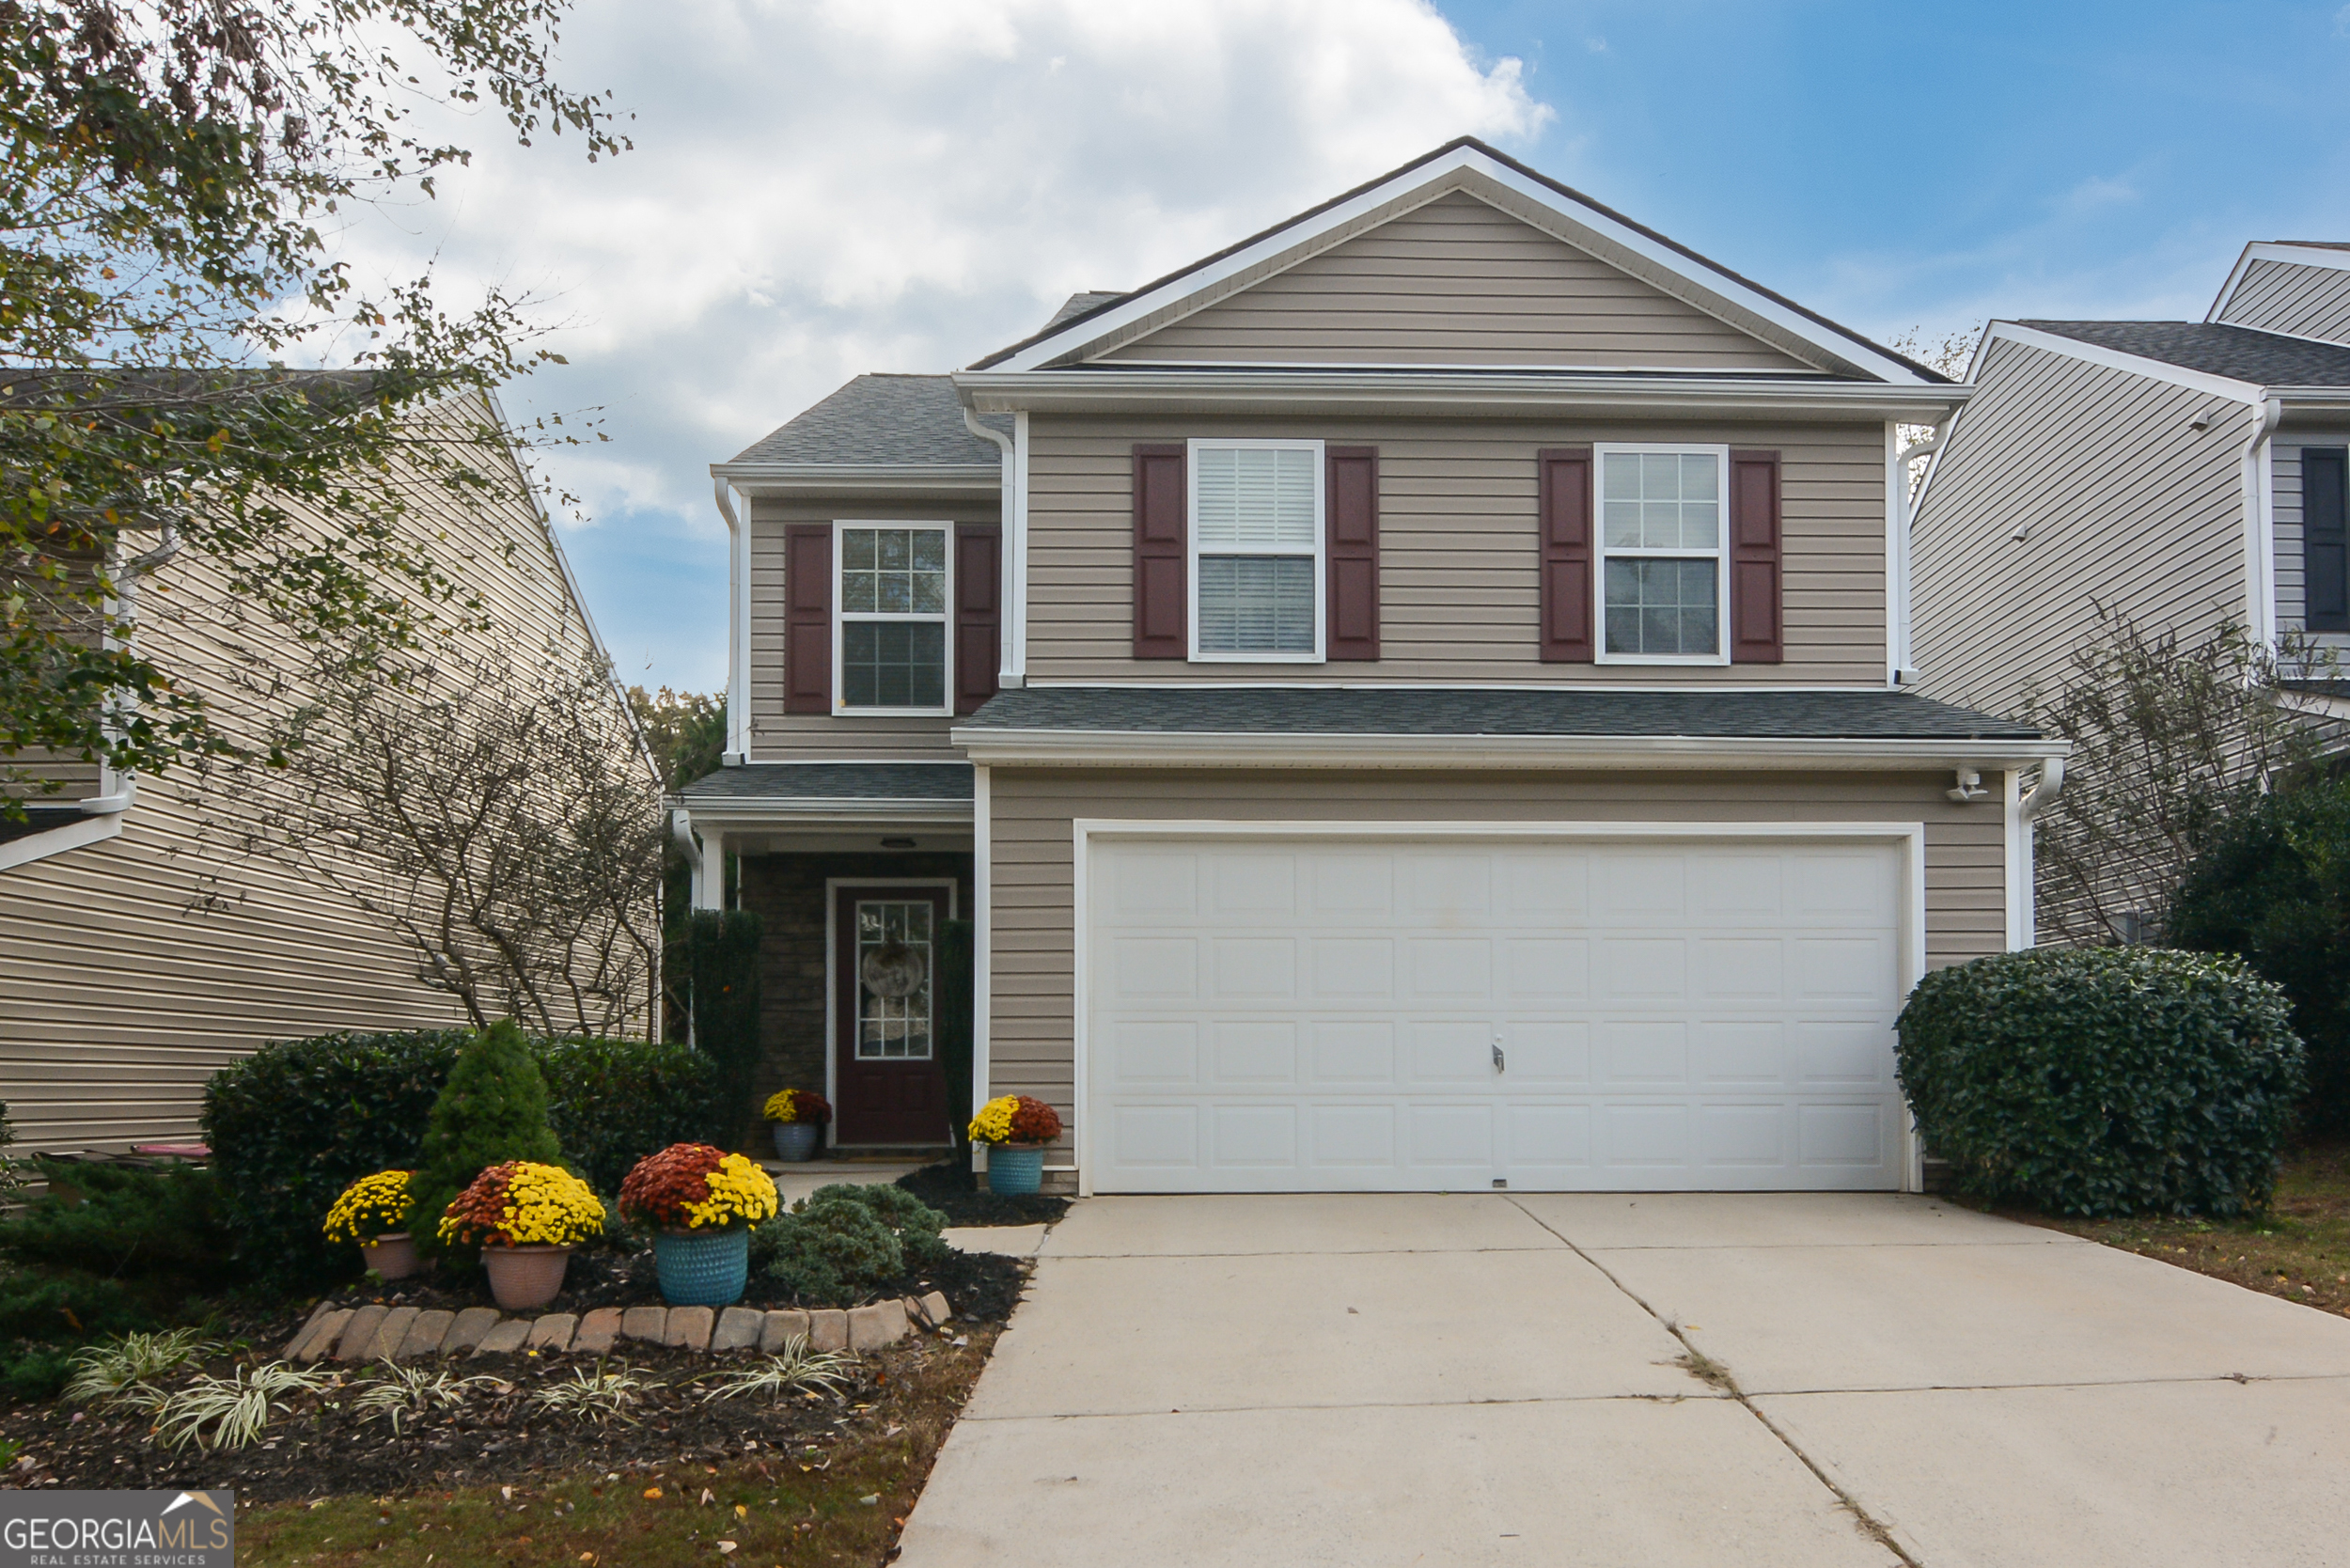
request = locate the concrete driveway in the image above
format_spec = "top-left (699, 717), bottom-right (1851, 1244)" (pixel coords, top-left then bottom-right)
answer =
top-left (894, 1193), bottom-right (2350, 1567)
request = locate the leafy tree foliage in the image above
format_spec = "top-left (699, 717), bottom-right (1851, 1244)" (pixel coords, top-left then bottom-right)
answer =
top-left (0, 0), bottom-right (626, 808)
top-left (626, 686), bottom-right (726, 792)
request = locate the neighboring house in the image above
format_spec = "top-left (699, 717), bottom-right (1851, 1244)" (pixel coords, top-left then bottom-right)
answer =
top-left (1910, 243), bottom-right (2350, 929)
top-left (0, 394), bottom-right (654, 1154)
top-left (680, 138), bottom-right (2062, 1196)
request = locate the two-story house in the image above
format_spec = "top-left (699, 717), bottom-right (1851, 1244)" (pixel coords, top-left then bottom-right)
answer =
top-left (1910, 242), bottom-right (2350, 936)
top-left (680, 138), bottom-right (2062, 1196)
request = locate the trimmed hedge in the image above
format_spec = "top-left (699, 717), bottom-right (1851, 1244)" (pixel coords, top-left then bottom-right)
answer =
top-left (1896, 947), bottom-right (2305, 1217)
top-left (204, 1029), bottom-right (716, 1284)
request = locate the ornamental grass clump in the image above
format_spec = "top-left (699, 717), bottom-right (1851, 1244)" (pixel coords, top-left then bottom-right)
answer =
top-left (618, 1143), bottom-right (778, 1233)
top-left (761, 1089), bottom-right (831, 1124)
top-left (321, 1170), bottom-right (414, 1244)
top-left (436, 1161), bottom-right (605, 1249)
top-left (967, 1093), bottom-right (1061, 1146)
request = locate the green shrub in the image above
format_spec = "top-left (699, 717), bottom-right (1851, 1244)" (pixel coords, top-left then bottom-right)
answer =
top-left (0, 1269), bottom-right (155, 1342)
top-left (806, 1183), bottom-right (950, 1268)
top-left (1897, 947), bottom-right (2304, 1216)
top-left (681, 909), bottom-right (764, 1148)
top-left (205, 1027), bottom-right (719, 1285)
top-left (0, 1101), bottom-right (21, 1199)
top-left (756, 1195), bottom-right (903, 1306)
top-left (410, 1020), bottom-right (564, 1265)
top-left (4, 1346), bottom-right (73, 1403)
top-left (0, 1161), bottom-right (234, 1285)
top-left (2169, 776), bottom-right (2350, 1134)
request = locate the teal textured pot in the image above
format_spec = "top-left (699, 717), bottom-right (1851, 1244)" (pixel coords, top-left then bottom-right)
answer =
top-left (650, 1226), bottom-right (749, 1307)
top-left (772, 1121), bottom-right (822, 1162)
top-left (987, 1144), bottom-right (1046, 1196)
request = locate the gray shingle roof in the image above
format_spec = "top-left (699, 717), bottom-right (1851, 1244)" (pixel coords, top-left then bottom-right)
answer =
top-left (680, 761), bottom-right (974, 804)
top-left (957, 686), bottom-right (2040, 741)
top-left (728, 376), bottom-right (1009, 467)
top-left (1043, 291), bottom-right (1126, 332)
top-left (2019, 321), bottom-right (2350, 388)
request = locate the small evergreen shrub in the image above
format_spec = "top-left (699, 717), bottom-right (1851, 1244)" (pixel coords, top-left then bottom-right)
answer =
top-left (4, 1346), bottom-right (74, 1403)
top-left (2169, 776), bottom-right (2350, 1133)
top-left (1897, 947), bottom-right (2304, 1216)
top-left (806, 1183), bottom-right (950, 1267)
top-left (756, 1195), bottom-right (903, 1306)
top-left (410, 1020), bottom-right (564, 1264)
top-left (0, 1161), bottom-right (234, 1285)
top-left (0, 1270), bottom-right (155, 1342)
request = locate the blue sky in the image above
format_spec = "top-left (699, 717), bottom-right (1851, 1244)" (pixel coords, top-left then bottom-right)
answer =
top-left (371, 1), bottom-right (2350, 695)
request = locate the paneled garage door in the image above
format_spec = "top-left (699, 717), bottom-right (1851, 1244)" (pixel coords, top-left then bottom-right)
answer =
top-left (1083, 833), bottom-right (1912, 1193)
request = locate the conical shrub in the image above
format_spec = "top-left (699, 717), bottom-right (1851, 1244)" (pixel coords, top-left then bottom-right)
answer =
top-left (410, 1019), bottom-right (564, 1262)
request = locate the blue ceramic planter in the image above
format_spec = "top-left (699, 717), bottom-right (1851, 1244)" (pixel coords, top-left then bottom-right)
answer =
top-left (987, 1145), bottom-right (1045, 1196)
top-left (651, 1226), bottom-right (749, 1307)
top-left (772, 1121), bottom-right (822, 1162)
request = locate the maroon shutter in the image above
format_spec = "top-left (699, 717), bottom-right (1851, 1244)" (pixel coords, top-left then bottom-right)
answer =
top-left (1729, 449), bottom-right (1784, 664)
top-left (1537, 447), bottom-right (1594, 662)
top-left (1133, 444), bottom-right (1187, 659)
top-left (1324, 445), bottom-right (1380, 661)
top-left (954, 524), bottom-right (1001, 715)
top-left (784, 524), bottom-right (833, 713)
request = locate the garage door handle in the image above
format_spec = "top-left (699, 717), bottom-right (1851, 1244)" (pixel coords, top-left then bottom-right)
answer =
top-left (1492, 1040), bottom-right (1505, 1073)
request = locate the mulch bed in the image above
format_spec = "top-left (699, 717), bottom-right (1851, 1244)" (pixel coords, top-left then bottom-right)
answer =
top-left (893, 1160), bottom-right (1070, 1228)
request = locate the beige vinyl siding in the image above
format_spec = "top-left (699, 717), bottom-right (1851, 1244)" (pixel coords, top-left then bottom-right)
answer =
top-left (984, 767), bottom-right (2008, 1143)
top-left (1100, 191), bottom-right (1813, 371)
top-left (2215, 258), bottom-right (2350, 346)
top-left (2273, 434), bottom-right (2350, 656)
top-left (1911, 335), bottom-right (2251, 720)
top-left (0, 400), bottom-right (652, 1152)
top-left (1025, 413), bottom-right (1888, 684)
top-left (745, 497), bottom-right (996, 761)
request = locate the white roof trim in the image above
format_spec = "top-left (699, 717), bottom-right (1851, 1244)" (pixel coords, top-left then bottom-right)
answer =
top-left (708, 463), bottom-right (1003, 495)
top-left (984, 145), bottom-right (1937, 385)
top-left (1981, 321), bottom-right (2263, 401)
top-left (0, 811), bottom-right (121, 871)
top-left (949, 727), bottom-right (2066, 771)
top-left (2208, 242), bottom-right (2350, 323)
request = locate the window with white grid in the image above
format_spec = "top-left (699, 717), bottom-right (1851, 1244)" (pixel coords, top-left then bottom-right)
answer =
top-left (1189, 440), bottom-right (1324, 660)
top-left (1596, 446), bottom-right (1730, 664)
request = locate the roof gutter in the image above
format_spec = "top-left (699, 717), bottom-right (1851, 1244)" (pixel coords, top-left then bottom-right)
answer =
top-left (951, 369), bottom-right (1967, 423)
top-left (708, 462), bottom-right (1001, 496)
top-left (949, 727), bottom-right (2068, 772)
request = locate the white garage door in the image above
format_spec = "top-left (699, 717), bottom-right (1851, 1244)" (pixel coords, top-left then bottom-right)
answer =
top-left (1084, 834), bottom-right (1911, 1193)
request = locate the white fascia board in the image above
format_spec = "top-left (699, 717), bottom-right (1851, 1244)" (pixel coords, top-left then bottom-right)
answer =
top-left (953, 369), bottom-right (1966, 425)
top-left (708, 463), bottom-right (1002, 496)
top-left (2207, 242), bottom-right (2350, 323)
top-left (1984, 321), bottom-right (2263, 400)
top-left (987, 145), bottom-right (1938, 385)
top-left (682, 798), bottom-right (974, 823)
top-left (0, 812), bottom-right (121, 871)
top-left (949, 727), bottom-right (2068, 771)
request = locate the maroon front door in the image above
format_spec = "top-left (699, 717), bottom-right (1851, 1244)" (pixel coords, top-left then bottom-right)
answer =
top-left (834, 885), bottom-right (952, 1146)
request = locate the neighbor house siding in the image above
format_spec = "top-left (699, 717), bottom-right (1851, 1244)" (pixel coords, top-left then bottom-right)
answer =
top-left (745, 496), bottom-right (995, 762)
top-left (1099, 191), bottom-right (1813, 371)
top-left (0, 402), bottom-right (651, 1152)
top-left (2214, 258), bottom-right (2350, 346)
top-left (1022, 414), bottom-right (1889, 684)
top-left (982, 768), bottom-right (2008, 1148)
top-left (1911, 335), bottom-right (2251, 721)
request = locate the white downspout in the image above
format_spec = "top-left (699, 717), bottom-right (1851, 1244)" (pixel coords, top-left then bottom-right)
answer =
top-left (711, 478), bottom-right (750, 764)
top-left (2243, 395), bottom-right (2284, 652)
top-left (2009, 756), bottom-right (2068, 951)
top-left (82, 519), bottom-right (182, 816)
top-left (1888, 421), bottom-right (1945, 685)
top-left (672, 808), bottom-right (710, 910)
top-left (961, 406), bottom-right (1023, 690)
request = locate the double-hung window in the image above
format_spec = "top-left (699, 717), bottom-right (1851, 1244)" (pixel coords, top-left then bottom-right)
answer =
top-left (836, 523), bottom-right (949, 711)
top-left (1595, 445), bottom-right (1731, 664)
top-left (1189, 439), bottom-right (1324, 661)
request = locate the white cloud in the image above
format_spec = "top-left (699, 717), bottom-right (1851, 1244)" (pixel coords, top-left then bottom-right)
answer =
top-left (321, 0), bottom-right (1550, 685)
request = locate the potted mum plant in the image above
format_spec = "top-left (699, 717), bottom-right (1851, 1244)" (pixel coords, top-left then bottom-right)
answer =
top-left (761, 1089), bottom-right (831, 1162)
top-left (322, 1169), bottom-right (417, 1279)
top-left (438, 1160), bottom-right (604, 1310)
top-left (619, 1142), bottom-right (779, 1306)
top-left (969, 1094), bottom-right (1062, 1196)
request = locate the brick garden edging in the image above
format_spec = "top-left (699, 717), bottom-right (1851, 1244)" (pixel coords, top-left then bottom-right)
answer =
top-left (282, 1292), bottom-right (953, 1365)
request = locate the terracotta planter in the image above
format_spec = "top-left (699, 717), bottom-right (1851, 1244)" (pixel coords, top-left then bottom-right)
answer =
top-left (358, 1231), bottom-right (418, 1280)
top-left (480, 1244), bottom-right (572, 1311)
top-left (986, 1143), bottom-right (1047, 1196)
top-left (771, 1121), bottom-right (822, 1162)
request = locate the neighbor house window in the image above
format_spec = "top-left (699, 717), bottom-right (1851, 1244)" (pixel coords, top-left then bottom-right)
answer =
top-left (1596, 445), bottom-right (1731, 663)
top-left (1190, 439), bottom-right (1324, 660)
top-left (837, 524), bottom-right (949, 710)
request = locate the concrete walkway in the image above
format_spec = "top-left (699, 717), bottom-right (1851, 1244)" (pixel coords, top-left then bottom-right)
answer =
top-left (895, 1193), bottom-right (2350, 1567)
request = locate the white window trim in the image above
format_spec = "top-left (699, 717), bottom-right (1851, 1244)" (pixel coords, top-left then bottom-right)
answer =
top-left (833, 520), bottom-right (954, 715)
top-left (1592, 442), bottom-right (1733, 667)
top-left (1186, 437), bottom-right (1326, 664)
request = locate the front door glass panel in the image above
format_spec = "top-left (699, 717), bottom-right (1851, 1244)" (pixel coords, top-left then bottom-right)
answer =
top-left (855, 900), bottom-right (934, 1060)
